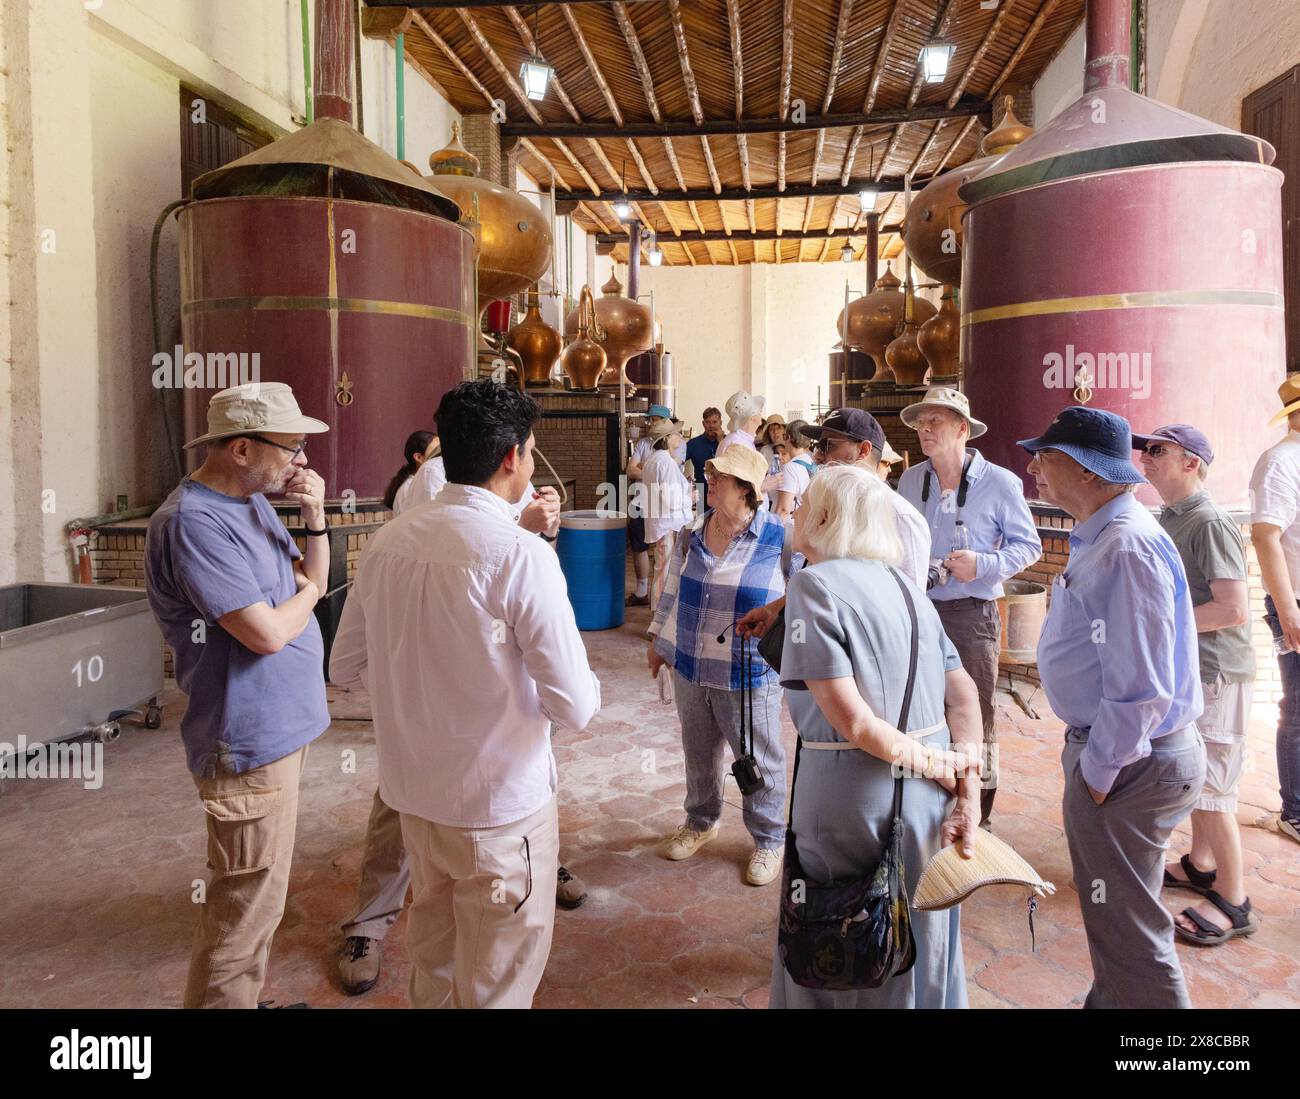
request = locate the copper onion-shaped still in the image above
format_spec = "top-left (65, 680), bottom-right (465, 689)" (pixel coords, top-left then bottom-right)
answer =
top-left (426, 123), bottom-right (552, 311)
top-left (559, 285), bottom-right (608, 391)
top-left (917, 287), bottom-right (961, 380)
top-left (507, 285), bottom-right (563, 387)
top-left (564, 272), bottom-right (653, 393)
top-left (885, 318), bottom-right (929, 386)
top-left (900, 96), bottom-right (1034, 286)
top-left (838, 266), bottom-right (937, 383)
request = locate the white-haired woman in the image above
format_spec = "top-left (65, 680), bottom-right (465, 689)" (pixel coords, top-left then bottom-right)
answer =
top-left (763, 464), bottom-right (983, 1008)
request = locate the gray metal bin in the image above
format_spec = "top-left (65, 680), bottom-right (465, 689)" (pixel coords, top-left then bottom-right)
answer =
top-left (0, 583), bottom-right (164, 750)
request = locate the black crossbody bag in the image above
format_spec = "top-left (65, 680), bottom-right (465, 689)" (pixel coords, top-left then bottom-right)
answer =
top-left (777, 567), bottom-right (919, 991)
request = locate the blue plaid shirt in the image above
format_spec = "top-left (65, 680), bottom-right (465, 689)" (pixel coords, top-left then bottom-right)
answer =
top-left (649, 508), bottom-right (794, 690)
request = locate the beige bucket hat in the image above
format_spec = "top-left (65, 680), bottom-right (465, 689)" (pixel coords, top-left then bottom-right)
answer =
top-left (705, 444), bottom-right (768, 501)
top-left (185, 382), bottom-right (329, 449)
top-left (900, 386), bottom-right (987, 440)
top-left (647, 417), bottom-right (686, 442)
top-left (880, 441), bottom-right (905, 465)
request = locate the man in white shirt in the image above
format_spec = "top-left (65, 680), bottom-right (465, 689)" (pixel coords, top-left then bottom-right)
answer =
top-left (330, 379), bottom-right (601, 1008)
top-left (1250, 376), bottom-right (1300, 846)
top-left (803, 408), bottom-right (931, 587)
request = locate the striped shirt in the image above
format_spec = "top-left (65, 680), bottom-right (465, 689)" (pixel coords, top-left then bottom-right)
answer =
top-left (649, 508), bottom-right (794, 689)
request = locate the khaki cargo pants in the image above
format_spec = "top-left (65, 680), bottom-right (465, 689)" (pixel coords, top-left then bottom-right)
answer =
top-left (184, 745), bottom-right (308, 1009)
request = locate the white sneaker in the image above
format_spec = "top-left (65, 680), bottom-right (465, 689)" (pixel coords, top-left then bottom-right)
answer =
top-left (746, 847), bottom-right (782, 886)
top-left (662, 822), bottom-right (720, 861)
top-left (1280, 816), bottom-right (1300, 845)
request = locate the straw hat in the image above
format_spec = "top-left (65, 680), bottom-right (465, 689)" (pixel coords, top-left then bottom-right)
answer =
top-left (1269, 376), bottom-right (1300, 427)
top-left (647, 417), bottom-right (686, 443)
top-left (913, 828), bottom-right (1055, 911)
top-left (899, 386), bottom-right (987, 440)
top-left (705, 445), bottom-right (768, 501)
top-left (185, 382), bottom-right (328, 449)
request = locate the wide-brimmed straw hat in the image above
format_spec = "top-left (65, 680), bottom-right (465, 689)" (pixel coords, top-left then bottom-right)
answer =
top-left (705, 445), bottom-right (768, 501)
top-left (900, 386), bottom-right (987, 439)
top-left (185, 382), bottom-right (328, 449)
top-left (647, 417), bottom-right (686, 442)
top-left (914, 827), bottom-right (1056, 911)
top-left (1269, 376), bottom-right (1300, 427)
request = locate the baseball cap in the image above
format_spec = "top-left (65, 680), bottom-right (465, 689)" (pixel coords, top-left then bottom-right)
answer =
top-left (1131, 423), bottom-right (1214, 465)
top-left (803, 408), bottom-right (886, 455)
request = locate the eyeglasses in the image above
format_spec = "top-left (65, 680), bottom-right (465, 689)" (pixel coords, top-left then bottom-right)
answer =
top-left (247, 434), bottom-right (307, 458)
top-left (703, 469), bottom-right (731, 483)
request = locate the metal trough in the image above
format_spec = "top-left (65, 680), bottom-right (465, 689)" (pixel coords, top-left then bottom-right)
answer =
top-left (0, 583), bottom-right (164, 755)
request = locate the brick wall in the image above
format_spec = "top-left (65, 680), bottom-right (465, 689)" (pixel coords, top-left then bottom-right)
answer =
top-left (533, 391), bottom-right (647, 511)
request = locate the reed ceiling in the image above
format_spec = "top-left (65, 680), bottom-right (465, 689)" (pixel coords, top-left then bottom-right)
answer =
top-left (363, 0), bottom-right (1085, 265)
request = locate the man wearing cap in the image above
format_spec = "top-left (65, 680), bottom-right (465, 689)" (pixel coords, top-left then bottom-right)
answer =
top-left (625, 406), bottom-right (674, 607)
top-left (1249, 376), bottom-right (1300, 847)
top-left (717, 390), bottom-right (765, 458)
top-left (1021, 406), bottom-right (1205, 1009)
top-left (144, 382), bottom-right (331, 1008)
top-left (1136, 425), bottom-right (1259, 945)
top-left (899, 387), bottom-right (1043, 825)
top-left (803, 408), bottom-right (930, 587)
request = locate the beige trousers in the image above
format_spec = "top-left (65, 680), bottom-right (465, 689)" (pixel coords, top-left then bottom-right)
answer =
top-left (400, 797), bottom-right (559, 1009)
top-left (184, 745), bottom-right (308, 1009)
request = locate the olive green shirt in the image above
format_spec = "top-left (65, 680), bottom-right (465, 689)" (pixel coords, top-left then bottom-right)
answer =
top-left (1157, 490), bottom-right (1256, 684)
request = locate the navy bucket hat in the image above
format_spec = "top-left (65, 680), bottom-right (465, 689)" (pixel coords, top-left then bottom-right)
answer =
top-left (1017, 406), bottom-right (1145, 484)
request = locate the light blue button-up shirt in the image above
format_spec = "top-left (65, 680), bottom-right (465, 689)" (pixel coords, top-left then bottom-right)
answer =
top-left (1036, 492), bottom-right (1203, 793)
top-left (898, 449), bottom-right (1042, 602)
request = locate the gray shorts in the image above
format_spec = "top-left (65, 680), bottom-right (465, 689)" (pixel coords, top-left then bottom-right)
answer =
top-left (1197, 679), bottom-right (1252, 813)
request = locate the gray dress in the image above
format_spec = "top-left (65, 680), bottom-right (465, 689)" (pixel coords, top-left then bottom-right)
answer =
top-left (769, 557), bottom-right (968, 1009)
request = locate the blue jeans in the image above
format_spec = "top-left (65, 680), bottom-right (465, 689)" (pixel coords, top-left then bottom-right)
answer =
top-left (672, 672), bottom-right (787, 848)
top-left (1262, 596), bottom-right (1300, 820)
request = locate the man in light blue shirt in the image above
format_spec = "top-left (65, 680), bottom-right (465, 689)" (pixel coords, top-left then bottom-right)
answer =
top-left (900, 387), bottom-right (1042, 824)
top-left (1020, 406), bottom-right (1205, 1009)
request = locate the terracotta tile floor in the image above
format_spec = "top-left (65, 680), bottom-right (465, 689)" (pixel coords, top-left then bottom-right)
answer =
top-left (2, 601), bottom-right (1298, 1009)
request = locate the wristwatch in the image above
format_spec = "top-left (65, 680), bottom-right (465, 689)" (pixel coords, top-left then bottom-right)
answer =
top-left (304, 526), bottom-right (328, 537)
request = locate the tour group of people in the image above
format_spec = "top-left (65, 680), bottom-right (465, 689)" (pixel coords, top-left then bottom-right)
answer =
top-left (142, 373), bottom-right (1300, 1009)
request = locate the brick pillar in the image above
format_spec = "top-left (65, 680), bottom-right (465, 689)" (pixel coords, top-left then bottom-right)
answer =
top-left (461, 112), bottom-right (503, 185)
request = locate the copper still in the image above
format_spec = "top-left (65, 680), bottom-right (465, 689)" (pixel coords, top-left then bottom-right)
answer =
top-left (507, 285), bottom-right (563, 387)
top-left (837, 266), bottom-right (936, 395)
top-left (425, 122), bottom-right (552, 332)
top-left (564, 272), bottom-right (653, 393)
top-left (900, 96), bottom-right (1034, 286)
top-left (560, 285), bottom-right (608, 391)
top-left (884, 318), bottom-right (928, 386)
top-left (917, 286), bottom-right (961, 382)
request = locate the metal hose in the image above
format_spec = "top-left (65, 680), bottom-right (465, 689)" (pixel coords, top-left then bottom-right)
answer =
top-left (150, 198), bottom-right (190, 482)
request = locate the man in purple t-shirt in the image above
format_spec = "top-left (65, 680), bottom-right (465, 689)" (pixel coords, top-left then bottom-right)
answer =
top-left (145, 382), bottom-right (330, 1009)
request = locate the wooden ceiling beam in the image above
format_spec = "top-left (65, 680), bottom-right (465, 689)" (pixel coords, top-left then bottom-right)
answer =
top-left (543, 176), bottom-right (937, 203)
top-left (369, 1), bottom-right (659, 8)
top-left (803, 0), bottom-right (853, 233)
top-left (560, 5), bottom-right (624, 126)
top-left (725, 0), bottom-right (751, 231)
top-left (988, 0), bottom-right (1063, 97)
top-left (455, 7), bottom-right (544, 125)
top-left (501, 100), bottom-right (988, 138)
top-left (596, 224), bottom-right (902, 244)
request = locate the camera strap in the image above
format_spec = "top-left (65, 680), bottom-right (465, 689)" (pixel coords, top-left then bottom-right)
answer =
top-left (920, 450), bottom-right (973, 509)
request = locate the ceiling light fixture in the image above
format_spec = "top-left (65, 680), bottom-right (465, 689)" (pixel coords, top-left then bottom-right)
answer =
top-left (520, 4), bottom-right (553, 101)
top-left (919, 35), bottom-right (955, 84)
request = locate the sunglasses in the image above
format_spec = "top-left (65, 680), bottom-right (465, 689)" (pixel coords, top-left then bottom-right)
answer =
top-left (1142, 443), bottom-right (1176, 458)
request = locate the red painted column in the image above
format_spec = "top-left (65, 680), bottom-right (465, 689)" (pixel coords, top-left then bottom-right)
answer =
top-left (314, 0), bottom-right (355, 124)
top-left (866, 213), bottom-right (879, 289)
top-left (1084, 0), bottom-right (1131, 92)
top-left (627, 219), bottom-right (641, 303)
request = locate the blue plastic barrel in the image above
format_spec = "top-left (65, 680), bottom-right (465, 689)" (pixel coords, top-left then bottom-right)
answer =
top-left (556, 510), bottom-right (627, 631)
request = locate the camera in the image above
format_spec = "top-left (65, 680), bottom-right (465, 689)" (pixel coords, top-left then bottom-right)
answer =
top-left (731, 754), bottom-right (765, 796)
top-left (926, 558), bottom-right (949, 591)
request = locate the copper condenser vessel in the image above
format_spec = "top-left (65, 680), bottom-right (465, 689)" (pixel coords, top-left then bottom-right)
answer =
top-left (837, 266), bottom-right (936, 395)
top-left (560, 285), bottom-right (608, 391)
top-left (917, 287), bottom-right (961, 384)
top-left (564, 272), bottom-right (653, 394)
top-left (507, 285), bottom-right (562, 387)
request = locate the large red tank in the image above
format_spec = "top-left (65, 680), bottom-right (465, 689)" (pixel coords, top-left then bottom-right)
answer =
top-left (959, 0), bottom-right (1284, 509)
top-left (179, 0), bottom-right (475, 501)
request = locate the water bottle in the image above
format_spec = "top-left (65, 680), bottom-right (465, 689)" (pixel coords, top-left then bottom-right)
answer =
top-left (1274, 635), bottom-right (1295, 656)
top-left (951, 520), bottom-right (971, 554)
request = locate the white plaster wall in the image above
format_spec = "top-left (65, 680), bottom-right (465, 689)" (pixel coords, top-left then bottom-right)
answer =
top-left (1033, 0), bottom-right (1300, 127)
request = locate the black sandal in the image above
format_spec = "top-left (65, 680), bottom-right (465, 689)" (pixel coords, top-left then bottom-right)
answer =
top-left (1163, 853), bottom-right (1216, 895)
top-left (1175, 891), bottom-right (1260, 946)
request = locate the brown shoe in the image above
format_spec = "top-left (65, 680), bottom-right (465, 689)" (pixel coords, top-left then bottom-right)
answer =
top-left (556, 865), bottom-right (588, 909)
top-left (625, 592), bottom-right (651, 607)
top-left (338, 936), bottom-right (381, 996)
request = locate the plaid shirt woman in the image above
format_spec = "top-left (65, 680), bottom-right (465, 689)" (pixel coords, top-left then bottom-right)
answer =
top-left (647, 451), bottom-right (796, 887)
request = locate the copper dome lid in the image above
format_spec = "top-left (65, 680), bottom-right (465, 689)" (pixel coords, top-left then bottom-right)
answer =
top-left (428, 121), bottom-right (482, 178)
top-left (191, 117), bottom-right (460, 220)
top-left (602, 272), bottom-right (625, 296)
top-left (980, 96), bottom-right (1034, 157)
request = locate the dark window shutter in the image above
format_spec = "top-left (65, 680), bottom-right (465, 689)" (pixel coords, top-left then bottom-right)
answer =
top-left (179, 87), bottom-right (275, 198)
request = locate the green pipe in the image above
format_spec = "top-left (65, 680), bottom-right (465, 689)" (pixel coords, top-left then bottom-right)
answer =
top-left (1130, 0), bottom-right (1141, 92)
top-left (301, 0), bottom-right (313, 123)
top-left (396, 32), bottom-right (406, 161)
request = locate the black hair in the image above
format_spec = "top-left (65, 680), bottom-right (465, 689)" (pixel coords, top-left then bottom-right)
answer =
top-left (435, 379), bottom-right (541, 486)
top-left (382, 430), bottom-right (436, 510)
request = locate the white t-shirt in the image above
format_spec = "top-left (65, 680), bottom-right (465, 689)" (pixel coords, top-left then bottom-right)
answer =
top-left (779, 456), bottom-right (815, 508)
top-left (400, 456), bottom-right (536, 520)
top-left (716, 430), bottom-right (755, 458)
top-left (1250, 430), bottom-right (1300, 589)
top-left (641, 449), bottom-right (695, 544)
top-left (631, 436), bottom-right (655, 468)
